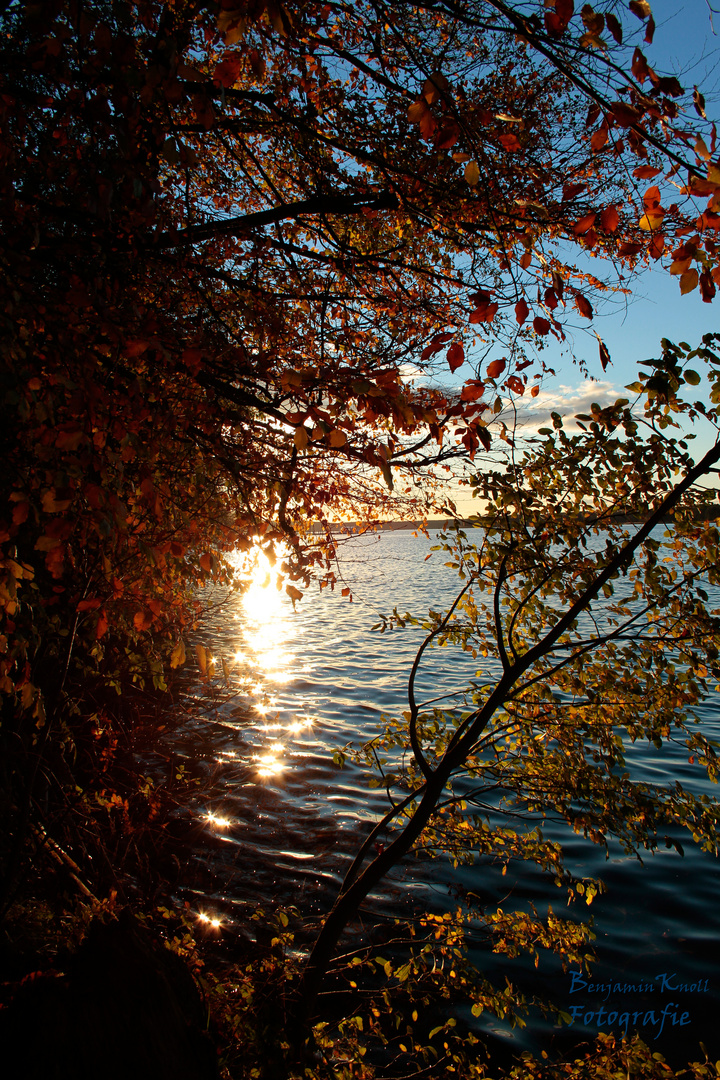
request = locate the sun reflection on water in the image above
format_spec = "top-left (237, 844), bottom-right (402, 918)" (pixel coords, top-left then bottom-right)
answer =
top-left (220, 541), bottom-right (319, 783)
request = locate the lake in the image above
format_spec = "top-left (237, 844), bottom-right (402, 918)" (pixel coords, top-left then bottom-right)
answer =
top-left (161, 528), bottom-right (720, 1065)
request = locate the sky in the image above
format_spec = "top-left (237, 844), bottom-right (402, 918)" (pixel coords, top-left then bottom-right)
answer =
top-left (448, 0), bottom-right (720, 515)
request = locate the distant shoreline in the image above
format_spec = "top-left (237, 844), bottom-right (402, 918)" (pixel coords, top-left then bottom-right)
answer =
top-left (308, 508), bottom-right (720, 534)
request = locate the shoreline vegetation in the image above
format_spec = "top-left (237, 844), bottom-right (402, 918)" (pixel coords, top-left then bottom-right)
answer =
top-left (315, 505), bottom-right (720, 532)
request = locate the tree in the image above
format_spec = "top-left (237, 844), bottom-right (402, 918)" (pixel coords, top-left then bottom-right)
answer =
top-left (289, 335), bottom-right (720, 1074)
top-left (1, 0), bottom-right (720, 1071)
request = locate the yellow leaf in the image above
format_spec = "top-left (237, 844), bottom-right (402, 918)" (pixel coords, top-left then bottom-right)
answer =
top-left (638, 210), bottom-right (664, 231)
top-left (294, 426), bottom-right (309, 450)
top-left (195, 642), bottom-right (207, 675)
top-left (464, 161), bottom-right (480, 186)
top-left (170, 639), bottom-right (186, 668)
top-left (708, 163), bottom-right (720, 185)
top-left (680, 269), bottom-right (698, 294)
top-left (222, 658), bottom-right (231, 682)
top-left (286, 584), bottom-right (303, 602)
top-left (329, 429), bottom-right (347, 448)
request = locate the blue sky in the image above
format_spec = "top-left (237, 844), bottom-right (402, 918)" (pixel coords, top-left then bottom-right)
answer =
top-left (448, 1), bottom-right (720, 514)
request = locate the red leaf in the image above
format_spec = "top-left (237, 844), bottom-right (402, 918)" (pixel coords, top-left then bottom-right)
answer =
top-left (515, 298), bottom-right (529, 325)
top-left (618, 241), bottom-right (643, 256)
top-left (598, 336), bottom-right (610, 371)
top-left (631, 48), bottom-right (651, 84)
top-left (498, 133), bottom-right (521, 152)
top-left (486, 358), bottom-right (507, 379)
top-left (700, 268), bottom-right (717, 303)
top-left (633, 165), bottom-right (661, 179)
top-left (573, 213), bottom-right (596, 235)
top-left (506, 375), bottom-right (525, 395)
top-left (96, 610), bottom-right (108, 639)
top-left (611, 102), bottom-right (640, 127)
top-left (644, 14), bottom-right (655, 43)
top-left (575, 293), bottom-right (593, 319)
top-left (469, 302), bottom-right (498, 323)
top-left (600, 204), bottom-right (619, 232)
top-left (649, 233), bottom-right (665, 260)
top-left (446, 342), bottom-right (465, 372)
top-left (544, 287), bottom-right (558, 311)
top-left (556, 0), bottom-right (574, 20)
top-left (606, 12), bottom-right (622, 42)
top-left (420, 332), bottom-right (453, 362)
top-left (460, 380), bottom-right (486, 402)
top-left (213, 54), bottom-right (242, 88)
top-left (533, 317), bottom-right (551, 336)
top-left (590, 125), bottom-right (609, 152)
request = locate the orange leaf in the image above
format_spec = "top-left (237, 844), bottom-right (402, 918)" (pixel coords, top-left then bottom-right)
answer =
top-left (633, 165), bottom-right (661, 179)
top-left (486, 358), bottom-right (506, 379)
top-left (590, 125), bottom-right (609, 152)
top-left (600, 205), bottom-right (619, 232)
top-left (680, 269), bottom-right (698, 294)
top-left (460, 380), bottom-right (486, 402)
top-left (648, 233), bottom-right (665, 260)
top-left (573, 213), bottom-right (596, 235)
top-left (506, 375), bottom-right (525, 395)
top-left (530, 384), bottom-right (540, 398)
top-left (329, 429), bottom-right (347, 448)
top-left (134, 610), bottom-right (152, 632)
top-left (199, 552), bottom-right (213, 573)
top-left (77, 598), bottom-right (102, 611)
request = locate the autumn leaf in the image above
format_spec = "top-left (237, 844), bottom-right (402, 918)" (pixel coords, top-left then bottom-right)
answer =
top-left (286, 584), bottom-right (303, 606)
top-left (96, 610), bottom-right (108, 639)
top-left (294, 426), bottom-right (309, 450)
top-left (77, 598), bottom-right (102, 611)
top-left (700, 269), bottom-right (717, 303)
top-left (506, 375), bottom-right (525, 395)
top-left (596, 334), bottom-right (611, 371)
top-left (486, 358), bottom-right (506, 380)
top-left (633, 165), bottom-right (661, 179)
top-left (329, 429), bottom-right (347, 448)
top-left (629, 0), bottom-right (651, 20)
top-left (170, 639), bottom-right (186, 668)
top-left (573, 213), bottom-right (596, 235)
top-left (464, 161), bottom-right (480, 186)
top-left (446, 343), bottom-right (465, 373)
top-left (606, 12), bottom-right (623, 42)
top-left (680, 269), bottom-right (699, 294)
top-left (600, 205), bottom-right (619, 232)
top-left (533, 317), bottom-right (551, 336)
top-left (515, 298), bottom-right (529, 325)
top-left (133, 609), bottom-right (152, 632)
top-left (460, 380), bottom-right (486, 402)
top-left (195, 643), bottom-right (207, 676)
top-left (199, 552), bottom-right (213, 573)
top-left (575, 294), bottom-right (593, 319)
